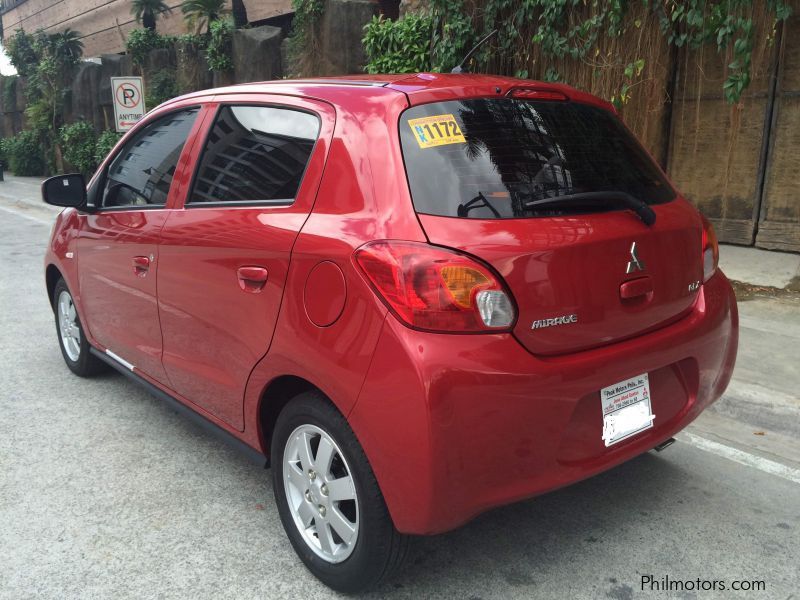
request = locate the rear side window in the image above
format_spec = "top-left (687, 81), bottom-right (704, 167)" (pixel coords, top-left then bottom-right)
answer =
top-left (102, 108), bottom-right (199, 208)
top-left (399, 98), bottom-right (675, 219)
top-left (189, 105), bottom-right (320, 204)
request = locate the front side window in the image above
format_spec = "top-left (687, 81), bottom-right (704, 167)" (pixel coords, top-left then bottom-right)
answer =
top-left (102, 108), bottom-right (199, 208)
top-left (189, 105), bottom-right (320, 204)
top-left (399, 98), bottom-right (675, 219)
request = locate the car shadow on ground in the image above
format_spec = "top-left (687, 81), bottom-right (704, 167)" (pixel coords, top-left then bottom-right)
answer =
top-left (116, 366), bottom-right (694, 598)
top-left (83, 366), bottom-right (738, 599)
top-left (366, 453), bottom-right (692, 598)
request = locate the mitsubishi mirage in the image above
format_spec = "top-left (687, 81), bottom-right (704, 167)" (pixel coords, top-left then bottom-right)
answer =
top-left (43, 74), bottom-right (738, 592)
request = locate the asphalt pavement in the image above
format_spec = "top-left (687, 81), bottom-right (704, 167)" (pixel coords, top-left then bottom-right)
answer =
top-left (1, 181), bottom-right (798, 600)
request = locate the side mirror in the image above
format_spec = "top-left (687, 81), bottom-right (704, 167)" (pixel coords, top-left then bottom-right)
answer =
top-left (41, 174), bottom-right (87, 208)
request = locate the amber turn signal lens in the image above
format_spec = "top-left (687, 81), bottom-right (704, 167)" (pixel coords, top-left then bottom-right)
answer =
top-left (439, 266), bottom-right (490, 308)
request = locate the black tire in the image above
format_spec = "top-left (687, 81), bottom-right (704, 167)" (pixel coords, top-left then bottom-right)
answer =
top-left (271, 391), bottom-right (410, 593)
top-left (53, 278), bottom-right (107, 377)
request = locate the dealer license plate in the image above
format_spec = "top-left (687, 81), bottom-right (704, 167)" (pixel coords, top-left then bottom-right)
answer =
top-left (600, 373), bottom-right (655, 447)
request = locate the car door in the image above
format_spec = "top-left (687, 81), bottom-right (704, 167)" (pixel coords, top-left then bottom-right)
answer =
top-left (157, 96), bottom-right (334, 429)
top-left (76, 107), bottom-right (203, 383)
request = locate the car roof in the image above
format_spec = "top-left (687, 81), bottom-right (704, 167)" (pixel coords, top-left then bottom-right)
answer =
top-left (162, 73), bottom-right (614, 113)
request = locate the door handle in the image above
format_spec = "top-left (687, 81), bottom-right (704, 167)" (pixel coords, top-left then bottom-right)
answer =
top-left (237, 266), bottom-right (268, 292)
top-left (132, 256), bottom-right (150, 277)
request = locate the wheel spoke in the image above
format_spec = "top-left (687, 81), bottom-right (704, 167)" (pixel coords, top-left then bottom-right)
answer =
top-left (326, 476), bottom-right (355, 502)
top-left (314, 437), bottom-right (335, 474)
top-left (317, 522), bottom-right (336, 555)
top-left (286, 463), bottom-right (307, 493)
top-left (68, 303), bottom-right (77, 322)
top-left (296, 499), bottom-right (315, 528)
top-left (297, 431), bottom-right (314, 472)
top-left (328, 507), bottom-right (356, 546)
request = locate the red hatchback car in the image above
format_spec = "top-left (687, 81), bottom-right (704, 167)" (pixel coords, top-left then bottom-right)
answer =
top-left (43, 74), bottom-right (738, 592)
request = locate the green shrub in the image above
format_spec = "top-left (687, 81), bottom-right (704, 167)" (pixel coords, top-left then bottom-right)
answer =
top-left (94, 130), bottom-right (123, 164)
top-left (206, 18), bottom-right (234, 71)
top-left (146, 69), bottom-right (180, 108)
top-left (60, 121), bottom-right (97, 176)
top-left (0, 130), bottom-right (47, 176)
top-left (126, 28), bottom-right (175, 66)
top-left (363, 14), bottom-right (433, 74)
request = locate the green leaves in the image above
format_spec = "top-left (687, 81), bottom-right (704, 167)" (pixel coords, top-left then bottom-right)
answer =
top-left (363, 14), bottom-right (435, 74)
top-left (59, 121), bottom-right (97, 177)
top-left (206, 18), bottom-right (234, 72)
top-left (360, 1), bottom-right (791, 106)
top-left (126, 28), bottom-right (175, 67)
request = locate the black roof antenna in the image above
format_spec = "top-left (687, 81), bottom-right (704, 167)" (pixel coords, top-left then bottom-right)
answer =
top-left (451, 30), bottom-right (498, 74)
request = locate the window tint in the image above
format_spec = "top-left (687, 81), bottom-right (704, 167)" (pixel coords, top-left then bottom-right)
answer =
top-left (399, 99), bottom-right (675, 219)
top-left (102, 108), bottom-right (199, 208)
top-left (189, 105), bottom-right (320, 204)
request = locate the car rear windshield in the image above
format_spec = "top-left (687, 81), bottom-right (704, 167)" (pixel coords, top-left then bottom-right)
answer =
top-left (399, 98), bottom-right (675, 219)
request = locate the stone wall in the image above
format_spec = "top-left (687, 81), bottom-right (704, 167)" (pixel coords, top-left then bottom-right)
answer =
top-left (0, 75), bottom-right (25, 139)
top-left (0, 0), bottom-right (292, 58)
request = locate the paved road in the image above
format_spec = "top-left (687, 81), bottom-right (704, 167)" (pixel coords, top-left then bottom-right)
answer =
top-left (1, 191), bottom-right (798, 599)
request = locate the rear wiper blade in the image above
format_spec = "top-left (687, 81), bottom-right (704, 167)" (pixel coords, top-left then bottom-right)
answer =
top-left (523, 191), bottom-right (656, 226)
top-left (457, 191), bottom-right (501, 218)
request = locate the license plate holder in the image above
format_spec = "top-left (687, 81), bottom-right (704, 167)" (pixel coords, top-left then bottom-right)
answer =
top-left (600, 373), bottom-right (655, 447)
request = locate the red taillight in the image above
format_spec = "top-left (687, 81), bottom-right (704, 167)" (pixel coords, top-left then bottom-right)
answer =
top-left (701, 214), bottom-right (719, 282)
top-left (354, 241), bottom-right (516, 333)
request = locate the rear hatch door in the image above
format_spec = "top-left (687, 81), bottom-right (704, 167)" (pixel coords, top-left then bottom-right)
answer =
top-left (399, 96), bottom-right (703, 355)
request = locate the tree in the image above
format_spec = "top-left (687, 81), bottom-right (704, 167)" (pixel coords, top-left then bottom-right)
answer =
top-left (131, 0), bottom-right (173, 32)
top-left (46, 28), bottom-right (84, 65)
top-left (23, 28), bottom-right (84, 173)
top-left (181, 0), bottom-right (228, 35)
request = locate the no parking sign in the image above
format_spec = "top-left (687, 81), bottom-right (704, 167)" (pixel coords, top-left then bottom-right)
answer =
top-left (111, 76), bottom-right (146, 132)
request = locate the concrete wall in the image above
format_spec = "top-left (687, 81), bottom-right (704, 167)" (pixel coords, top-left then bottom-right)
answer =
top-left (0, 0), bottom-right (291, 57)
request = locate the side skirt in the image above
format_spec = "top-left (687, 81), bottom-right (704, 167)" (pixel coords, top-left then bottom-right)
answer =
top-left (90, 347), bottom-right (268, 468)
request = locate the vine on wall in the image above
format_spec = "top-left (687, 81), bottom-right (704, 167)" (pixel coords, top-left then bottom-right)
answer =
top-left (363, 0), bottom-right (792, 105)
top-left (287, 0), bottom-right (325, 76)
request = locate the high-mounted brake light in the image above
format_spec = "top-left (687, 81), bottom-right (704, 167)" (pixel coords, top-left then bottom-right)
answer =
top-left (354, 241), bottom-right (516, 333)
top-left (508, 89), bottom-right (569, 101)
top-left (701, 214), bottom-right (719, 282)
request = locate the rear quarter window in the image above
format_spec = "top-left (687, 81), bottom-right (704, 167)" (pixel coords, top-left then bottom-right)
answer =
top-left (399, 98), bottom-right (675, 219)
top-left (189, 105), bottom-right (320, 205)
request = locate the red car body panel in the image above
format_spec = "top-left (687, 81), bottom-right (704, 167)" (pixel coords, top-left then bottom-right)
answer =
top-left (45, 74), bottom-right (739, 536)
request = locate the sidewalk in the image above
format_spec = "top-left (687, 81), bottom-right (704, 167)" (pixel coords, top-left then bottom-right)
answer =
top-left (720, 243), bottom-right (800, 290)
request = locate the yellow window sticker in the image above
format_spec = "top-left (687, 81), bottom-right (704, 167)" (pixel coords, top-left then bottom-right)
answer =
top-left (408, 114), bottom-right (465, 148)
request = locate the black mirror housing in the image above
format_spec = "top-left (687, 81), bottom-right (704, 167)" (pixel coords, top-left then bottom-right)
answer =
top-left (42, 174), bottom-right (87, 208)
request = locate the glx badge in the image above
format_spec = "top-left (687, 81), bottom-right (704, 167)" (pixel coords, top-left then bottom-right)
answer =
top-left (626, 242), bottom-right (646, 274)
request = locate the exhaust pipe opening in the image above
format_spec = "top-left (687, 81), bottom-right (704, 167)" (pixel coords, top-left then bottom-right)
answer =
top-left (653, 437), bottom-right (676, 452)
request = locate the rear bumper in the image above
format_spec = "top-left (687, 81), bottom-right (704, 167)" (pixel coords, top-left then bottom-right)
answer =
top-left (349, 272), bottom-right (738, 535)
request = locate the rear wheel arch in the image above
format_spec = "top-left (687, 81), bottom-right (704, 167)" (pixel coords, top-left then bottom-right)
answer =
top-left (258, 375), bottom-right (319, 457)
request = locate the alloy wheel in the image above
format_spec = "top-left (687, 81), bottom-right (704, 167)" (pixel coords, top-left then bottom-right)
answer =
top-left (57, 290), bottom-right (81, 362)
top-left (282, 424), bottom-right (359, 563)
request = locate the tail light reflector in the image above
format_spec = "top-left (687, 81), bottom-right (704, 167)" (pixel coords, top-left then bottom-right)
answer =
top-left (701, 214), bottom-right (719, 282)
top-left (508, 88), bottom-right (569, 101)
top-left (354, 241), bottom-right (516, 332)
